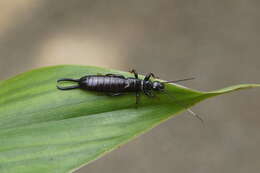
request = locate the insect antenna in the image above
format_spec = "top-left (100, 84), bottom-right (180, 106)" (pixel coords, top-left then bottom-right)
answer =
top-left (56, 78), bottom-right (80, 90)
top-left (161, 90), bottom-right (204, 125)
top-left (162, 77), bottom-right (195, 83)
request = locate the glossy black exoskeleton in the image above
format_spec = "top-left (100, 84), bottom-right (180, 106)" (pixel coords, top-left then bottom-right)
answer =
top-left (56, 70), bottom-right (193, 104)
top-left (57, 70), bottom-right (203, 122)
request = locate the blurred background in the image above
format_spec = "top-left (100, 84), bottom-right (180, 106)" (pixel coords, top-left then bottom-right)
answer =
top-left (0, 1), bottom-right (259, 173)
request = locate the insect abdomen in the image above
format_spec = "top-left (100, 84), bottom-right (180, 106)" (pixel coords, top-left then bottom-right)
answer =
top-left (80, 76), bottom-right (136, 92)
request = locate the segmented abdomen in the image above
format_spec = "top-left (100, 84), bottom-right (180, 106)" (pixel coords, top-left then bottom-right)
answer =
top-left (80, 76), bottom-right (140, 92)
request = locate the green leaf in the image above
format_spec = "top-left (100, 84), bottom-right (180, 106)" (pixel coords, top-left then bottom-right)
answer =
top-left (0, 65), bottom-right (259, 173)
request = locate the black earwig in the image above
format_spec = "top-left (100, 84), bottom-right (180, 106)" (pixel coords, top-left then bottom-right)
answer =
top-left (57, 70), bottom-right (193, 102)
top-left (57, 70), bottom-right (202, 122)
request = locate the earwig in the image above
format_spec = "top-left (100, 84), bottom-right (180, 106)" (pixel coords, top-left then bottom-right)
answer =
top-left (57, 70), bottom-right (202, 122)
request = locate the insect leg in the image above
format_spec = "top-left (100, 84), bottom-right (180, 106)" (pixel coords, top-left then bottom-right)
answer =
top-left (143, 90), bottom-right (154, 97)
top-left (144, 73), bottom-right (156, 81)
top-left (129, 69), bottom-right (138, 79)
